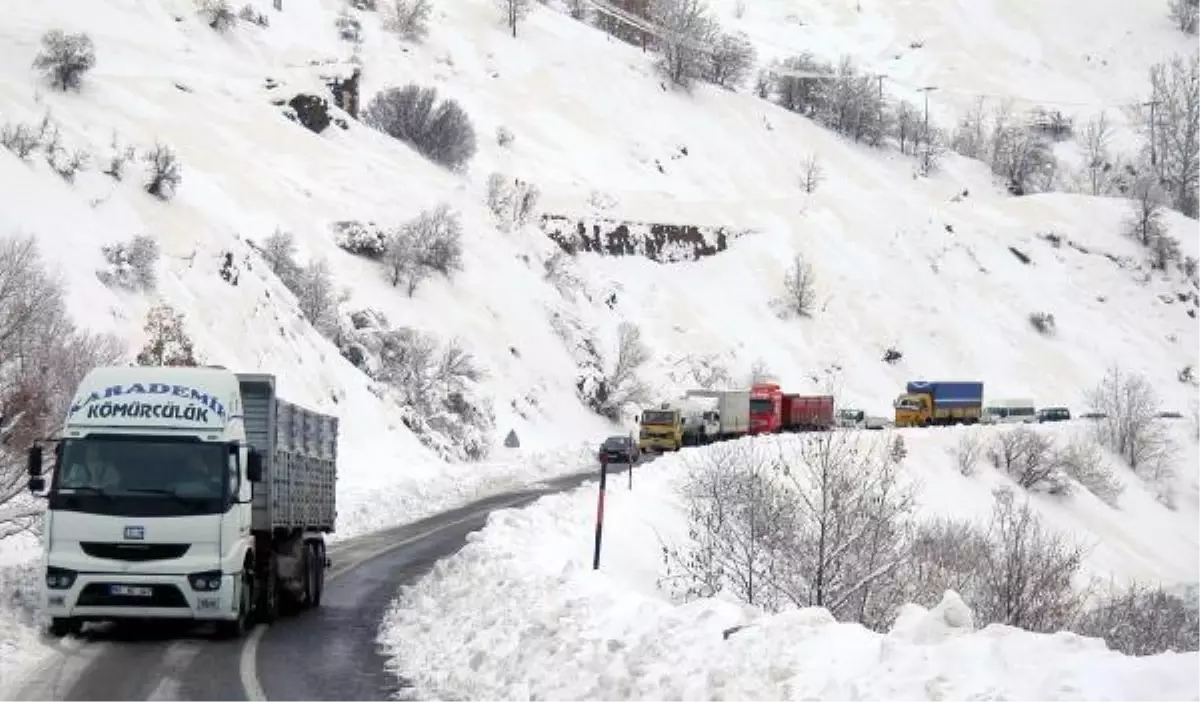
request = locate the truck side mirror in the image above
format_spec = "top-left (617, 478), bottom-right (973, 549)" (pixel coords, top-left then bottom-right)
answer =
top-left (246, 450), bottom-right (264, 483)
top-left (27, 445), bottom-right (43, 477)
top-left (28, 476), bottom-right (46, 493)
top-left (633, 414), bottom-right (640, 423)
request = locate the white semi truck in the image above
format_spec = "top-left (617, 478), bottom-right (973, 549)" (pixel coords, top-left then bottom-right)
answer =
top-left (25, 365), bottom-right (338, 638)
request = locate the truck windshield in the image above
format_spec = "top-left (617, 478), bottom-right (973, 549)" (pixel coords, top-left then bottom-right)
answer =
top-left (51, 436), bottom-right (230, 516)
top-left (749, 399), bottom-right (773, 414)
top-left (641, 410), bottom-right (676, 425)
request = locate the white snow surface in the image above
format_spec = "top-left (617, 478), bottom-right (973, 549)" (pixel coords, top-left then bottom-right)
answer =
top-left (0, 0), bottom-right (1196, 694)
top-left (380, 425), bottom-right (1200, 701)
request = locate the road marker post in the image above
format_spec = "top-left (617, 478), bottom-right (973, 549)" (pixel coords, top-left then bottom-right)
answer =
top-left (592, 458), bottom-right (608, 570)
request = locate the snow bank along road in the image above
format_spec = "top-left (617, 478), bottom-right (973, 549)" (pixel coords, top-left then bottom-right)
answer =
top-left (8, 464), bottom-right (632, 701)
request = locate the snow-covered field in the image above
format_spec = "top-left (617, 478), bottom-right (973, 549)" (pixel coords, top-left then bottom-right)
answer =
top-left (0, 0), bottom-right (1196, 693)
top-left (380, 423), bottom-right (1200, 700)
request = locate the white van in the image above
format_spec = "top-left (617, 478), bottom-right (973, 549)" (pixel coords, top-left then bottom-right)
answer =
top-left (981, 398), bottom-right (1037, 424)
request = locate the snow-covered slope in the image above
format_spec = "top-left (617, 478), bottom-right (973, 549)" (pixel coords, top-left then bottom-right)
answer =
top-left (379, 426), bottom-right (1200, 700)
top-left (0, 0), bottom-right (1196, 689)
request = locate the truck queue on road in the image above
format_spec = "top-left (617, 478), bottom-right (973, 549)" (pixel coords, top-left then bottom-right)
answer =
top-left (635, 379), bottom-right (1067, 454)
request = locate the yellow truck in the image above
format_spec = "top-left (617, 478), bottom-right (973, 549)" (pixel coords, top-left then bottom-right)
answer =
top-left (637, 404), bottom-right (684, 453)
top-left (894, 381), bottom-right (984, 428)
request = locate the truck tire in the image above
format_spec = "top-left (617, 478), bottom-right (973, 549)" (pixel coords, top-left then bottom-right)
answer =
top-left (217, 569), bottom-right (254, 638)
top-left (256, 558), bottom-right (279, 625)
top-left (311, 541), bottom-right (325, 608)
top-left (48, 617), bottom-right (80, 638)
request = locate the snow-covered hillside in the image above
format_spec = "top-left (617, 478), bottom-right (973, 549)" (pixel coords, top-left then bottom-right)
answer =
top-left (380, 425), bottom-right (1200, 700)
top-left (0, 0), bottom-right (1196, 692)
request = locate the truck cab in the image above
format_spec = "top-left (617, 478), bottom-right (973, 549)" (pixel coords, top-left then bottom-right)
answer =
top-left (27, 366), bottom-right (336, 638)
top-left (638, 405), bottom-right (683, 453)
top-left (749, 383), bottom-right (783, 434)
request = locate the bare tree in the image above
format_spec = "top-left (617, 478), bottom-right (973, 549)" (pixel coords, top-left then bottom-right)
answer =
top-left (902, 516), bottom-right (991, 608)
top-left (988, 427), bottom-right (1059, 490)
top-left (1168, 0), bottom-right (1199, 34)
top-left (1143, 54), bottom-right (1199, 217)
top-left (600, 322), bottom-right (651, 417)
top-left (775, 432), bottom-right (917, 630)
top-left (362, 84), bottom-right (477, 171)
top-left (782, 253), bottom-right (816, 317)
top-left (382, 0), bottom-right (432, 41)
top-left (661, 441), bottom-right (797, 609)
top-left (199, 0), bottom-right (237, 31)
top-left (1086, 366), bottom-right (1172, 475)
top-left (565, 0), bottom-right (588, 20)
top-left (32, 30), bottom-right (96, 92)
top-left (1149, 230), bottom-right (1182, 271)
top-left (0, 123), bottom-right (41, 160)
top-left (894, 100), bottom-right (921, 155)
top-left (1081, 112), bottom-right (1115, 195)
top-left (96, 234), bottom-right (160, 291)
top-left (495, 0), bottom-right (532, 37)
top-left (772, 53), bottom-right (833, 116)
top-left (1125, 172), bottom-right (1170, 248)
top-left (650, 0), bottom-right (718, 88)
top-left (974, 492), bottom-right (1087, 632)
top-left (949, 96), bottom-right (988, 159)
top-left (706, 31), bottom-right (756, 89)
top-left (383, 225), bottom-right (424, 295)
top-left (260, 228), bottom-right (302, 288)
top-left (800, 153), bottom-right (823, 194)
top-left (135, 304), bottom-right (198, 366)
top-left (748, 357), bottom-right (773, 385)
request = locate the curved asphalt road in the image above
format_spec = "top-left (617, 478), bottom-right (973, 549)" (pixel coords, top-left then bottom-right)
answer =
top-left (9, 463), bottom-right (633, 701)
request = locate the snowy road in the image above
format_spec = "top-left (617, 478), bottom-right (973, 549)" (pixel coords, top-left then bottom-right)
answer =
top-left (8, 463), bottom-right (634, 701)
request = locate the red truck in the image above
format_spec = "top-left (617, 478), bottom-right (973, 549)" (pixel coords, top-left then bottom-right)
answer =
top-left (751, 384), bottom-right (835, 433)
top-left (749, 383), bottom-right (783, 434)
top-left (781, 393), bottom-right (834, 432)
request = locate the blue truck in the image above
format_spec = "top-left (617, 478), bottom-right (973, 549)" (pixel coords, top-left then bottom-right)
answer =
top-left (893, 381), bottom-right (984, 428)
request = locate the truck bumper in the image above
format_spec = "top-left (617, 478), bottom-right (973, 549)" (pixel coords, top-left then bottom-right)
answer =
top-left (639, 437), bottom-right (678, 451)
top-left (46, 571), bottom-right (240, 622)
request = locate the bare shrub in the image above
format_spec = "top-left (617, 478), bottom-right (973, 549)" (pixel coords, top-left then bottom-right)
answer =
top-left (50, 148), bottom-right (90, 183)
top-left (0, 123), bottom-right (40, 160)
top-left (135, 304), bottom-right (198, 366)
top-left (1169, 0), bottom-right (1199, 34)
top-left (351, 327), bottom-right (494, 460)
top-left (988, 426), bottom-right (1059, 490)
top-left (382, 0), bottom-right (432, 41)
top-left (902, 516), bottom-right (991, 608)
top-left (259, 228), bottom-right (302, 289)
top-left (485, 173), bottom-right (539, 230)
top-left (102, 134), bottom-right (137, 181)
top-left (293, 259), bottom-right (341, 337)
top-left (1076, 581), bottom-right (1199, 655)
top-left (335, 6), bottom-right (363, 42)
top-left (800, 153), bottom-right (823, 194)
top-left (889, 433), bottom-right (907, 462)
top-left (706, 31), bottom-right (756, 89)
top-left (565, 0), bottom-right (588, 20)
top-left (96, 234), bottom-right (160, 291)
top-left (1028, 311), bottom-right (1056, 335)
top-left (32, 30), bottom-right (96, 92)
top-left (956, 429), bottom-right (984, 476)
top-left (238, 4), bottom-right (270, 26)
top-left (384, 204), bottom-right (464, 296)
top-left (495, 125), bottom-right (514, 148)
top-left (1054, 435), bottom-right (1123, 507)
top-left (1149, 231), bottom-right (1182, 271)
top-left (362, 84), bottom-right (478, 171)
top-left (143, 142), bottom-right (183, 200)
top-left (199, 0), bottom-right (238, 31)
top-left (973, 492), bottom-right (1088, 632)
top-left (1142, 55), bottom-right (1199, 217)
top-left (1124, 173), bottom-right (1168, 247)
top-left (781, 253), bottom-right (816, 317)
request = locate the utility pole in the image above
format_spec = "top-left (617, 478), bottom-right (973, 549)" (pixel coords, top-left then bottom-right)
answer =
top-left (918, 86), bottom-right (936, 134)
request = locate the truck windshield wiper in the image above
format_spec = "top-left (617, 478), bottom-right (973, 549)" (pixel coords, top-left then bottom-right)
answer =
top-left (58, 485), bottom-right (113, 499)
top-left (124, 487), bottom-right (200, 506)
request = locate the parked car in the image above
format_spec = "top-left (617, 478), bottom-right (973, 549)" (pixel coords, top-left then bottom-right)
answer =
top-left (1037, 406), bottom-right (1072, 423)
top-left (599, 435), bottom-right (639, 465)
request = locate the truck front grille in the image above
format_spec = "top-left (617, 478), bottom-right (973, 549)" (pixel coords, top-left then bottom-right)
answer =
top-left (77, 583), bottom-right (189, 608)
top-left (80, 542), bottom-right (190, 562)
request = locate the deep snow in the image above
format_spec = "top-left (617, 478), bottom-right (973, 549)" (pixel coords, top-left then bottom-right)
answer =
top-left (0, 0), bottom-right (1196, 695)
top-left (379, 424), bottom-right (1200, 700)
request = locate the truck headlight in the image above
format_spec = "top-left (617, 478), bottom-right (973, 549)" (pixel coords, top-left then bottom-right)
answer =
top-left (46, 566), bottom-right (77, 590)
top-left (187, 570), bottom-right (223, 591)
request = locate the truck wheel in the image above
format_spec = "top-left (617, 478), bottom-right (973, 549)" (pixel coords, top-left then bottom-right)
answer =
top-left (304, 542), bottom-right (319, 609)
top-left (256, 559), bottom-right (279, 625)
top-left (218, 569), bottom-right (253, 638)
top-left (311, 541), bottom-right (325, 608)
top-left (48, 617), bottom-right (80, 638)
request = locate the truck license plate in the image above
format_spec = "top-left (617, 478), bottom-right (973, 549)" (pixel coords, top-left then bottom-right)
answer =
top-left (110, 584), bottom-right (153, 597)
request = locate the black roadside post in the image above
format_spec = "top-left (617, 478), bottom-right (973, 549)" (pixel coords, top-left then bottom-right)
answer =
top-left (628, 433), bottom-right (634, 490)
top-left (592, 457), bottom-right (608, 570)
